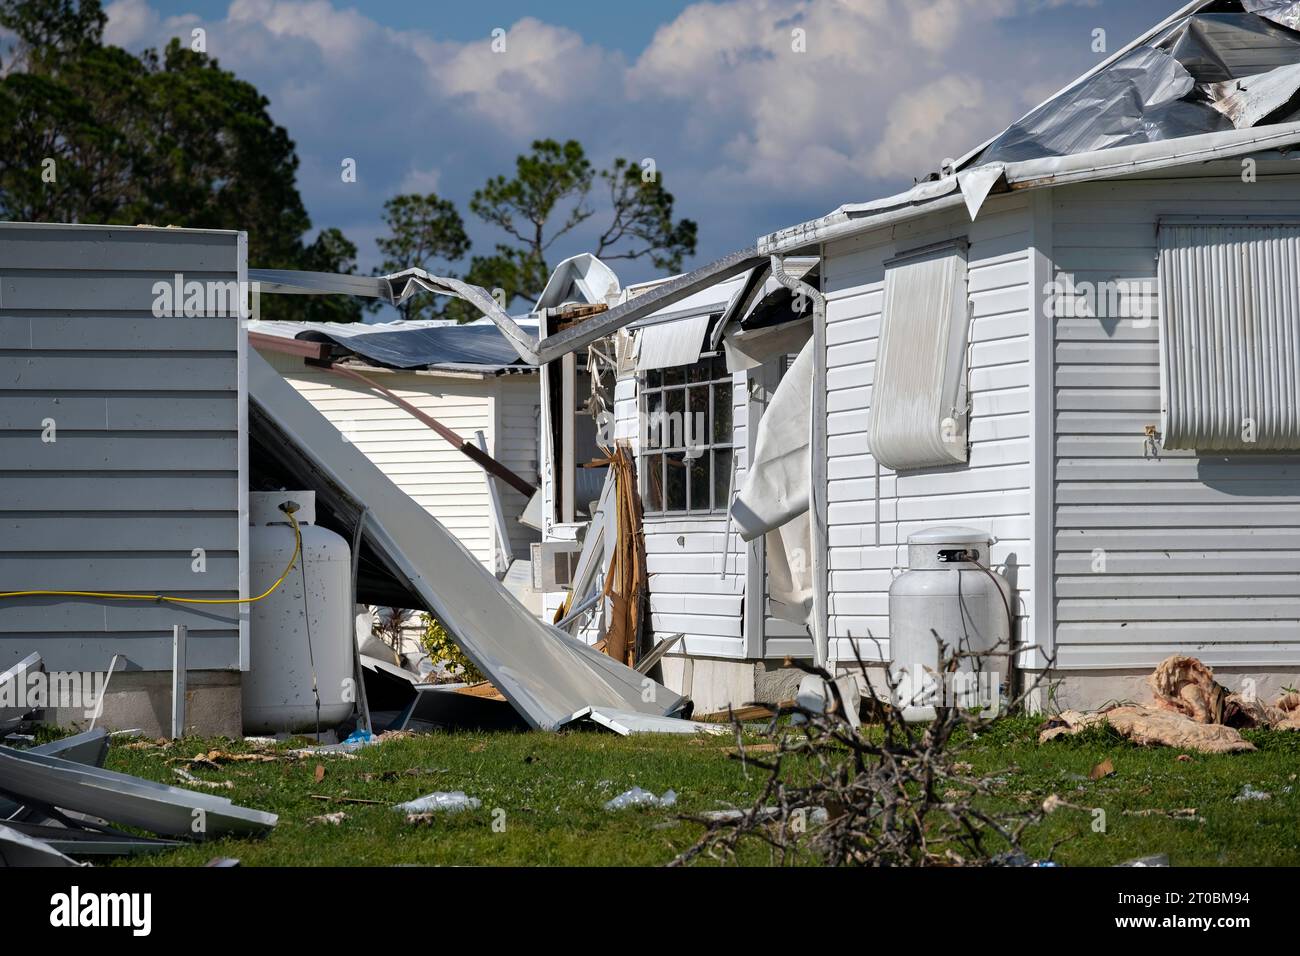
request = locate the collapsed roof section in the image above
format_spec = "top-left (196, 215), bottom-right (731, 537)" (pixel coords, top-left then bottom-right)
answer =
top-left (252, 246), bottom-right (768, 367)
top-left (246, 317), bottom-right (540, 375)
top-left (247, 348), bottom-right (686, 731)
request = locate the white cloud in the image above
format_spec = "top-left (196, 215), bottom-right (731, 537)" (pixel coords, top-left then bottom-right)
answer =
top-left (98, 0), bottom-right (1129, 277)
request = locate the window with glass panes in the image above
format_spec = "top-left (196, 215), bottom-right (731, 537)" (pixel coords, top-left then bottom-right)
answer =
top-left (639, 354), bottom-right (734, 515)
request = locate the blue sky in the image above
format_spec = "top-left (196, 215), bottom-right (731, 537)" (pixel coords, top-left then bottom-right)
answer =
top-left (113, 1), bottom-right (1183, 291)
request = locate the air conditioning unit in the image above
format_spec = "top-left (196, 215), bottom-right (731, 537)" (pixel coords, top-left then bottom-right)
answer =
top-left (531, 541), bottom-right (582, 591)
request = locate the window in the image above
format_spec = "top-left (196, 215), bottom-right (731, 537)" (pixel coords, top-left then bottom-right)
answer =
top-left (867, 239), bottom-right (970, 471)
top-left (640, 355), bottom-right (734, 514)
top-left (1158, 220), bottom-right (1300, 452)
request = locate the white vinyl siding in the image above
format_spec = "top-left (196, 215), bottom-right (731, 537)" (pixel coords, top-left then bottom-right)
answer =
top-left (1158, 220), bottom-right (1300, 451)
top-left (621, 365), bottom-right (749, 657)
top-left (1051, 167), bottom-right (1300, 669)
top-left (822, 196), bottom-right (1036, 662)
top-left (258, 351), bottom-right (539, 572)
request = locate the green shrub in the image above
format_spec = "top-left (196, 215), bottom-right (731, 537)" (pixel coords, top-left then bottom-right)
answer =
top-left (419, 613), bottom-right (484, 684)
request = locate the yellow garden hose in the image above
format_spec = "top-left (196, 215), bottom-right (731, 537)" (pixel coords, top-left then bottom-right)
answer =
top-left (0, 510), bottom-right (303, 606)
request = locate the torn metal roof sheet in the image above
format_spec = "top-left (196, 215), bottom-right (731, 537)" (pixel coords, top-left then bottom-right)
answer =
top-left (761, 1), bottom-right (1300, 254)
top-left (247, 318), bottom-right (540, 374)
top-left (248, 348), bottom-right (686, 731)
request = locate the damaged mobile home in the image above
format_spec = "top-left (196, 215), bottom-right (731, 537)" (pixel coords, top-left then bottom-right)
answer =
top-left (2, 0), bottom-right (1300, 749)
top-left (519, 0), bottom-right (1300, 713)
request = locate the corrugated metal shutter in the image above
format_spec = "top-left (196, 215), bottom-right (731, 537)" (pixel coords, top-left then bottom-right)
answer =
top-left (1159, 222), bottom-right (1300, 451)
top-left (867, 240), bottom-right (969, 471)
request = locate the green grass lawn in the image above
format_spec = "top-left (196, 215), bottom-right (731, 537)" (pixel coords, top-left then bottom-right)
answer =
top-left (93, 715), bottom-right (1300, 867)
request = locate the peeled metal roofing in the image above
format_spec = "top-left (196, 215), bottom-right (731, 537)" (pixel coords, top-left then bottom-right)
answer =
top-left (247, 318), bottom-right (539, 373)
top-left (248, 348), bottom-right (686, 731)
top-left (760, 2), bottom-right (1300, 253)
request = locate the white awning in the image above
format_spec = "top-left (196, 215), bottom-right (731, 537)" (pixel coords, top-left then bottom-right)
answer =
top-left (634, 313), bottom-right (712, 371)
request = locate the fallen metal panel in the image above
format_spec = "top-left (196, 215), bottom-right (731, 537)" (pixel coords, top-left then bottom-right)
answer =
top-left (0, 822), bottom-right (80, 866)
top-left (573, 707), bottom-right (729, 736)
top-left (0, 746), bottom-right (277, 839)
top-left (32, 728), bottom-right (110, 766)
top-left (1, 729), bottom-right (110, 820)
top-left (3, 821), bottom-right (181, 857)
top-left (248, 348), bottom-right (684, 730)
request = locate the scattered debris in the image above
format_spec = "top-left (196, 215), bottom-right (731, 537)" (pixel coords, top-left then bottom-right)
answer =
top-left (394, 791), bottom-right (481, 814)
top-left (310, 794), bottom-right (385, 806)
top-left (172, 767), bottom-right (235, 790)
top-left (1089, 758), bottom-right (1116, 780)
top-left (1041, 655), bottom-right (1300, 754)
top-left (1117, 854), bottom-right (1170, 868)
top-left (1235, 785), bottom-right (1272, 803)
top-left (308, 811), bottom-right (348, 826)
top-left (604, 787), bottom-right (677, 811)
top-left (204, 857), bottom-right (241, 867)
top-left (1123, 807), bottom-right (1201, 821)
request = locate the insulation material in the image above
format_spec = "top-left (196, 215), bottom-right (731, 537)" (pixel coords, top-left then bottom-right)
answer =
top-left (867, 241), bottom-right (970, 471)
top-left (634, 313), bottom-right (712, 372)
top-left (1039, 706), bottom-right (1258, 754)
top-left (248, 349), bottom-right (684, 730)
top-left (1040, 654), bottom-right (1300, 753)
top-left (1158, 221), bottom-right (1300, 451)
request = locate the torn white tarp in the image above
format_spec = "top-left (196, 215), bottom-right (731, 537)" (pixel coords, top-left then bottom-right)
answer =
top-left (635, 313), bottom-right (712, 371)
top-left (956, 162), bottom-right (1006, 220)
top-left (248, 349), bottom-right (684, 730)
top-left (730, 338), bottom-right (815, 627)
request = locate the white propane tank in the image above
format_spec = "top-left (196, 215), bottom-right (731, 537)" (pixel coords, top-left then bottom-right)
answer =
top-left (242, 491), bottom-right (354, 734)
top-left (887, 526), bottom-right (1012, 722)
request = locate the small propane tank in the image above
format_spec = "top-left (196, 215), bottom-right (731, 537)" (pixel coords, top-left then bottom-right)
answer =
top-left (242, 491), bottom-right (354, 734)
top-left (887, 526), bottom-right (1012, 722)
